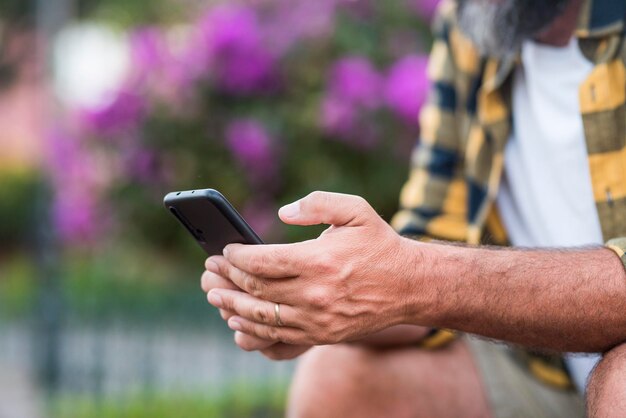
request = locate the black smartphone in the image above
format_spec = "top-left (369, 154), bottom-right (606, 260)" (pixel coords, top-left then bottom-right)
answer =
top-left (164, 188), bottom-right (264, 256)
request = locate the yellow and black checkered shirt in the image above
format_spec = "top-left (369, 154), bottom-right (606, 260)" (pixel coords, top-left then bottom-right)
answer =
top-left (391, 0), bottom-right (626, 388)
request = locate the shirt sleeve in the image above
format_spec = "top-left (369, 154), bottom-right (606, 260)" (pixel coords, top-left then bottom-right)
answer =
top-left (390, 0), bottom-right (469, 243)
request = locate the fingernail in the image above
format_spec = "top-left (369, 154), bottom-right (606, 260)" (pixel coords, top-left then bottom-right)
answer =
top-left (208, 291), bottom-right (223, 308)
top-left (206, 260), bottom-right (219, 273)
top-left (279, 201), bottom-right (300, 219)
top-left (223, 246), bottom-right (230, 258)
top-left (229, 319), bottom-right (242, 331)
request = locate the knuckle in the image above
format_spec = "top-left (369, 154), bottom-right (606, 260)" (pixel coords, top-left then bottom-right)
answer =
top-left (221, 295), bottom-right (234, 311)
top-left (243, 272), bottom-right (264, 297)
top-left (306, 287), bottom-right (330, 309)
top-left (306, 191), bottom-right (328, 212)
top-left (353, 196), bottom-right (373, 219)
top-left (249, 255), bottom-right (266, 276)
top-left (316, 252), bottom-right (338, 275)
top-left (273, 247), bottom-right (289, 265)
top-left (308, 190), bottom-right (325, 201)
top-left (354, 195), bottom-right (368, 209)
top-left (253, 304), bottom-right (270, 324)
top-left (267, 326), bottom-right (280, 342)
top-left (316, 312), bottom-right (332, 328)
top-left (326, 329), bottom-right (343, 345)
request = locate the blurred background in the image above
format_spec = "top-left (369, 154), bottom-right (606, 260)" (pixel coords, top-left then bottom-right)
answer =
top-left (0, 0), bottom-right (438, 416)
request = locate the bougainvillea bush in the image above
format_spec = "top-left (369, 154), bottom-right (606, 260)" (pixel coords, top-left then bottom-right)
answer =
top-left (50, 0), bottom-right (439, 256)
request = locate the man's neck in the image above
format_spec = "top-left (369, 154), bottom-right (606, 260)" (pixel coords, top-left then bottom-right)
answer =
top-left (534, 0), bottom-right (583, 46)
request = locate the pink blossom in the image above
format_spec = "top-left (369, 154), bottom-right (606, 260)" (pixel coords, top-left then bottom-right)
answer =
top-left (409, 0), bottom-right (442, 22)
top-left (52, 191), bottom-right (101, 244)
top-left (320, 95), bottom-right (358, 137)
top-left (263, 0), bottom-right (338, 55)
top-left (46, 129), bottom-right (104, 243)
top-left (319, 56), bottom-right (383, 148)
top-left (197, 5), bottom-right (277, 94)
top-left (129, 28), bottom-right (169, 79)
top-left (328, 56), bottom-right (382, 109)
top-left (225, 118), bottom-right (276, 180)
top-left (384, 54), bottom-right (429, 126)
top-left (80, 89), bottom-right (146, 136)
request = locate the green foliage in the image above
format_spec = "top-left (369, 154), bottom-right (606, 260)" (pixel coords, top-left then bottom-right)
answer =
top-left (0, 171), bottom-right (44, 251)
top-left (0, 247), bottom-right (223, 326)
top-left (60, 246), bottom-right (225, 326)
top-left (76, 0), bottom-right (193, 27)
top-left (0, 253), bottom-right (37, 319)
top-left (0, 0), bottom-right (34, 24)
top-left (0, 0), bottom-right (182, 27)
top-left (50, 383), bottom-right (288, 418)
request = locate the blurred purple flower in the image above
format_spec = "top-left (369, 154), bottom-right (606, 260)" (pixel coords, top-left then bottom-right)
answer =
top-left (320, 56), bottom-right (383, 148)
top-left (52, 191), bottom-right (101, 244)
top-left (263, 0), bottom-right (338, 55)
top-left (225, 119), bottom-right (276, 180)
top-left (384, 55), bottom-right (429, 125)
top-left (46, 129), bottom-right (103, 243)
top-left (409, 0), bottom-right (441, 22)
top-left (328, 56), bottom-right (382, 109)
top-left (197, 5), bottom-right (276, 94)
top-left (320, 95), bottom-right (357, 137)
top-left (130, 28), bottom-right (169, 79)
top-left (81, 89), bottom-right (146, 136)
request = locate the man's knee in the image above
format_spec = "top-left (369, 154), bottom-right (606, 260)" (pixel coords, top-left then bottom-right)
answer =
top-left (287, 344), bottom-right (382, 417)
top-left (587, 343), bottom-right (626, 418)
top-left (286, 340), bottom-right (490, 418)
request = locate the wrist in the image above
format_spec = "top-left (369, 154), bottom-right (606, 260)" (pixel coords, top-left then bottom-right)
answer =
top-left (394, 237), bottom-right (440, 326)
top-left (399, 239), bottom-right (471, 327)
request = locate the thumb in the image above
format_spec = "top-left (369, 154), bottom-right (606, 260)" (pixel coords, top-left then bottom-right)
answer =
top-left (278, 191), bottom-right (373, 227)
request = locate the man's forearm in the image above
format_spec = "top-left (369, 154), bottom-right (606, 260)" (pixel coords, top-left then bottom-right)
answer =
top-left (405, 239), bottom-right (626, 353)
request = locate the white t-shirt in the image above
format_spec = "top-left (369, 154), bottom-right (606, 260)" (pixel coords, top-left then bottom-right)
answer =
top-left (496, 38), bottom-right (602, 392)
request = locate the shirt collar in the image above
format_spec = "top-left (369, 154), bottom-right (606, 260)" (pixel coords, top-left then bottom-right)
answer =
top-left (576, 0), bottom-right (626, 38)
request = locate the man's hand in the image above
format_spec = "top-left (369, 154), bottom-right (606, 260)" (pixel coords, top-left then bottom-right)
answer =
top-left (205, 191), bottom-right (421, 346)
top-left (202, 260), bottom-right (311, 360)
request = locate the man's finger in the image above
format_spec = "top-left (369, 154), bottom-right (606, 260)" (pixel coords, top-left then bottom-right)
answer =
top-left (227, 315), bottom-right (304, 345)
top-left (207, 289), bottom-right (302, 329)
top-left (234, 331), bottom-right (276, 352)
top-left (220, 309), bottom-right (234, 321)
top-left (212, 257), bottom-right (299, 302)
top-left (223, 243), bottom-right (303, 278)
top-left (278, 191), bottom-right (373, 227)
top-left (261, 344), bottom-right (311, 361)
top-left (201, 270), bottom-right (240, 293)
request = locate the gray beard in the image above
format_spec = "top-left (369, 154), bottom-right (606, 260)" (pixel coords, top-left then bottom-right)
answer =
top-left (456, 0), bottom-right (571, 57)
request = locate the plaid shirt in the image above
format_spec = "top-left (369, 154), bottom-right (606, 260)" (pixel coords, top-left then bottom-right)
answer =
top-left (392, 0), bottom-right (626, 388)
top-left (392, 0), bottom-right (626, 264)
